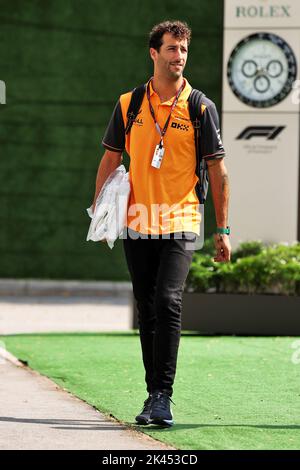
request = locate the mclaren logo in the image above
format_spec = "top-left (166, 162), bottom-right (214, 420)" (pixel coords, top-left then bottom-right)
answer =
top-left (236, 126), bottom-right (285, 140)
top-left (133, 110), bottom-right (143, 126)
top-left (134, 118), bottom-right (143, 126)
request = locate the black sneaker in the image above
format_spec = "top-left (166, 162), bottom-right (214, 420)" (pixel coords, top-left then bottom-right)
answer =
top-left (135, 394), bottom-right (153, 425)
top-left (149, 391), bottom-right (175, 426)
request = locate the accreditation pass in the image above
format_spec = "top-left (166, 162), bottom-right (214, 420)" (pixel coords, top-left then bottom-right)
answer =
top-left (151, 143), bottom-right (165, 169)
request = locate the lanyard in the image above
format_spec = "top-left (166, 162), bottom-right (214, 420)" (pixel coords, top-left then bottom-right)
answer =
top-left (146, 78), bottom-right (185, 145)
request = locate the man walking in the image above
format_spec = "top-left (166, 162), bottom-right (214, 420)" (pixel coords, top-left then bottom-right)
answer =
top-left (92, 20), bottom-right (231, 427)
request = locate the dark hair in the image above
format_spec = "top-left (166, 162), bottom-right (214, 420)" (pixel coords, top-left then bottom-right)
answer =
top-left (149, 20), bottom-right (191, 51)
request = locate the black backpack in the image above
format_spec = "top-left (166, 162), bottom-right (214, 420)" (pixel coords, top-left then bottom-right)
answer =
top-left (124, 84), bottom-right (209, 204)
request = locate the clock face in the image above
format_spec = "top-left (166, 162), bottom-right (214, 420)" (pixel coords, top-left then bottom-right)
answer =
top-left (227, 32), bottom-right (297, 108)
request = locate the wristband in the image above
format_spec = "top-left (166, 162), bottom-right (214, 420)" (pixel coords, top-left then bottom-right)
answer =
top-left (216, 226), bottom-right (230, 235)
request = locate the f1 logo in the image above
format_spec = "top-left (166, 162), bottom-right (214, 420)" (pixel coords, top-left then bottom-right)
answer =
top-left (236, 126), bottom-right (285, 140)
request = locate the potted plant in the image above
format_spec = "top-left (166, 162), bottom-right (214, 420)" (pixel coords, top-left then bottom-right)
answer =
top-left (132, 240), bottom-right (300, 335)
top-left (182, 240), bottom-right (300, 334)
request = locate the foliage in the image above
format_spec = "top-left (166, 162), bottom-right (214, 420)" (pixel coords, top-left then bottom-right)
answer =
top-left (185, 241), bottom-right (300, 296)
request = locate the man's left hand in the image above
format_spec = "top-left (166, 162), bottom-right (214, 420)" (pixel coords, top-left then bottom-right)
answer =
top-left (213, 233), bottom-right (231, 262)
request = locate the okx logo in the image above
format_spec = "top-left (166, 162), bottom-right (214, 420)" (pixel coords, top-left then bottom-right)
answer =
top-left (0, 80), bottom-right (6, 104)
top-left (171, 122), bottom-right (189, 131)
top-left (236, 126), bottom-right (285, 140)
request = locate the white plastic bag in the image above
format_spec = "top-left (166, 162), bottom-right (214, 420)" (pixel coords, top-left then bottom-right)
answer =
top-left (86, 165), bottom-right (130, 249)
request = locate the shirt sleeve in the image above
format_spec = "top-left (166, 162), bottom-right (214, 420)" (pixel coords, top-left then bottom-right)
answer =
top-left (101, 99), bottom-right (125, 152)
top-left (200, 101), bottom-right (225, 161)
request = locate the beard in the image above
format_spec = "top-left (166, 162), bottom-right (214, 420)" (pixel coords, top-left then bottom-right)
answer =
top-left (167, 62), bottom-right (185, 80)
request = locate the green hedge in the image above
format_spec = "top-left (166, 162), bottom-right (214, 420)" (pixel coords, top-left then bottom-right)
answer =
top-left (0, 0), bottom-right (223, 280)
top-left (186, 240), bottom-right (300, 296)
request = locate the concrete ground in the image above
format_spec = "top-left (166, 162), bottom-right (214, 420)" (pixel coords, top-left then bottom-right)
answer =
top-left (0, 283), bottom-right (176, 450)
top-left (0, 359), bottom-right (175, 450)
top-left (0, 295), bottom-right (132, 334)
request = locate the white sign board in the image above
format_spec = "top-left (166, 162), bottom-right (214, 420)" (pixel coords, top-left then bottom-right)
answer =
top-left (222, 0), bottom-right (300, 248)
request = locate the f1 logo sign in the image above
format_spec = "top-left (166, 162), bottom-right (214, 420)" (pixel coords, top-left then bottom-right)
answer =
top-left (236, 126), bottom-right (285, 140)
top-left (0, 80), bottom-right (6, 104)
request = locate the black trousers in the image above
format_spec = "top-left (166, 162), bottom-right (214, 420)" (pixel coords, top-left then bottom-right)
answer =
top-left (123, 228), bottom-right (196, 397)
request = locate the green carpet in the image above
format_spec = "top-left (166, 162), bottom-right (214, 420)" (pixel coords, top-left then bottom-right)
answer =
top-left (1, 333), bottom-right (300, 450)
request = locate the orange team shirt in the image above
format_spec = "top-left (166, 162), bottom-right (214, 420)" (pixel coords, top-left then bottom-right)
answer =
top-left (102, 77), bottom-right (225, 235)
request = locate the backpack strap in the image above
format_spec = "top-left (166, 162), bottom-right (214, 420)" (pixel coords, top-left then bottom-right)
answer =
top-left (188, 88), bottom-right (208, 204)
top-left (125, 84), bottom-right (146, 135)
